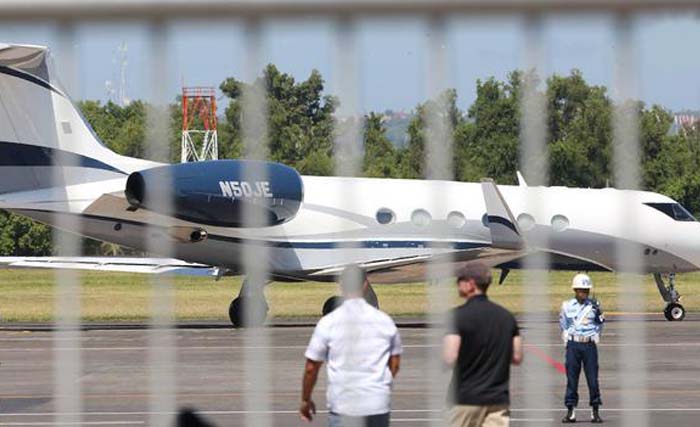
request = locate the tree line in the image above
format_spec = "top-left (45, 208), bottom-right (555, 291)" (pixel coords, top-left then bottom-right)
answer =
top-left (3, 65), bottom-right (700, 256)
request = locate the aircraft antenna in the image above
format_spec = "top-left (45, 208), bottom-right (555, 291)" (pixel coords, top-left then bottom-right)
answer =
top-left (181, 86), bottom-right (219, 162)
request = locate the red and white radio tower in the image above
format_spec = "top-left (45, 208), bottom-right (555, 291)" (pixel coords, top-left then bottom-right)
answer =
top-left (181, 86), bottom-right (218, 163)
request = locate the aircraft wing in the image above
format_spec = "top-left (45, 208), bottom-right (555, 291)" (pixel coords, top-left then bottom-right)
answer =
top-left (307, 245), bottom-right (527, 284)
top-left (0, 257), bottom-right (222, 277)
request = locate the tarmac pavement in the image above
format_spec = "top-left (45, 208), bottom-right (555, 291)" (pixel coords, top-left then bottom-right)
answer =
top-left (1, 314), bottom-right (700, 426)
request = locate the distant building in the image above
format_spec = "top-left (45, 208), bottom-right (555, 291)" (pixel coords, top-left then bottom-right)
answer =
top-left (671, 111), bottom-right (700, 135)
top-left (675, 113), bottom-right (700, 127)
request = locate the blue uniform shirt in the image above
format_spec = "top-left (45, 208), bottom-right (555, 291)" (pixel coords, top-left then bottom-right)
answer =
top-left (559, 298), bottom-right (605, 339)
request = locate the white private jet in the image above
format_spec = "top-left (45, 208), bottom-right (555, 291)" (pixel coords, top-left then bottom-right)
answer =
top-left (0, 43), bottom-right (696, 326)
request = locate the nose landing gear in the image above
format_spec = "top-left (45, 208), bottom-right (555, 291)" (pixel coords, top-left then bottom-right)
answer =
top-left (653, 273), bottom-right (686, 321)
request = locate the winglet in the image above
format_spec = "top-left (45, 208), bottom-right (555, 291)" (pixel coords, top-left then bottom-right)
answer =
top-left (481, 178), bottom-right (524, 250)
top-left (516, 170), bottom-right (528, 187)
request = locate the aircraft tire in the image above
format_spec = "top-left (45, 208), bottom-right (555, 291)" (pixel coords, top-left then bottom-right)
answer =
top-left (228, 296), bottom-right (268, 328)
top-left (322, 296), bottom-right (344, 316)
top-left (664, 303), bottom-right (686, 322)
top-left (364, 284), bottom-right (379, 309)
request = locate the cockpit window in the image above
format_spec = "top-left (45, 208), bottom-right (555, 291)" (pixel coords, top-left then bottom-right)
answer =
top-left (644, 203), bottom-right (697, 222)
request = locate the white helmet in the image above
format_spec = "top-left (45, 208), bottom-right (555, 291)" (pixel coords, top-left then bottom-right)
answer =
top-left (572, 273), bottom-right (593, 290)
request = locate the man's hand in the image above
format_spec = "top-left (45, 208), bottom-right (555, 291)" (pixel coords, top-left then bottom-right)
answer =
top-left (299, 399), bottom-right (316, 422)
top-left (591, 299), bottom-right (605, 323)
top-left (301, 359), bottom-right (322, 422)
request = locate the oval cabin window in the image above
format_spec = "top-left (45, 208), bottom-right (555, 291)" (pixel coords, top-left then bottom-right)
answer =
top-left (517, 213), bottom-right (536, 231)
top-left (551, 214), bottom-right (570, 232)
top-left (447, 211), bottom-right (466, 228)
top-left (411, 209), bottom-right (432, 227)
top-left (375, 208), bottom-right (396, 225)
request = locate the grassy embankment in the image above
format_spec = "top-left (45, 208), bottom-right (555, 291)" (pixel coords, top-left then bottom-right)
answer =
top-left (1, 269), bottom-right (698, 322)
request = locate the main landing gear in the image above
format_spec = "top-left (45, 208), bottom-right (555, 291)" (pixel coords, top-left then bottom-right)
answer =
top-left (229, 277), bottom-right (269, 328)
top-left (321, 282), bottom-right (379, 316)
top-left (653, 273), bottom-right (686, 321)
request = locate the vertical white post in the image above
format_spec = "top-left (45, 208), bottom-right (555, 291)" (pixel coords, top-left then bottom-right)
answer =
top-left (613, 13), bottom-right (648, 427)
top-left (53, 21), bottom-right (82, 427)
top-left (146, 20), bottom-right (177, 427)
top-left (425, 15), bottom-right (453, 427)
top-left (332, 17), bottom-right (363, 427)
top-left (240, 17), bottom-right (272, 427)
top-left (519, 13), bottom-right (554, 419)
top-left (334, 18), bottom-right (363, 179)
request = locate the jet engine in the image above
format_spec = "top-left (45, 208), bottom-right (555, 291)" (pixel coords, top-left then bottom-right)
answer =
top-left (125, 160), bottom-right (303, 227)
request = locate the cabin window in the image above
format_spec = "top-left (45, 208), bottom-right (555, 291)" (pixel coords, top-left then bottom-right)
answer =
top-left (411, 209), bottom-right (432, 227)
top-left (645, 203), bottom-right (697, 222)
top-left (447, 211), bottom-right (466, 228)
top-left (517, 213), bottom-right (536, 231)
top-left (375, 208), bottom-right (396, 225)
top-left (551, 214), bottom-right (570, 232)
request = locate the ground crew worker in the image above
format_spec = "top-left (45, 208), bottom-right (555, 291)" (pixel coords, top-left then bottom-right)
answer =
top-left (560, 273), bottom-right (604, 424)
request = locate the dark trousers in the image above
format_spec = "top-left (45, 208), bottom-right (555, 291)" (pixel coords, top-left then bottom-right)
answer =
top-left (328, 412), bottom-right (390, 427)
top-left (565, 341), bottom-right (602, 407)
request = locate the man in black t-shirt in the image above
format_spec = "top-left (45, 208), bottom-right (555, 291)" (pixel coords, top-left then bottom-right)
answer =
top-left (443, 262), bottom-right (523, 427)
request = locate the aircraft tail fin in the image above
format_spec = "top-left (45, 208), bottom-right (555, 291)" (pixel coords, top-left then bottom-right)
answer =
top-left (0, 43), bottom-right (152, 195)
top-left (481, 178), bottom-right (524, 250)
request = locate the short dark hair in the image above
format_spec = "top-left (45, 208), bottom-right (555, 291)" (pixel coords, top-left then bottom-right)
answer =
top-left (457, 262), bottom-right (492, 292)
top-left (340, 265), bottom-right (368, 294)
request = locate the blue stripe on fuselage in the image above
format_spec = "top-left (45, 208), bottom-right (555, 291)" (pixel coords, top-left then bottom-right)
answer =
top-left (207, 235), bottom-right (487, 250)
top-left (18, 209), bottom-right (489, 251)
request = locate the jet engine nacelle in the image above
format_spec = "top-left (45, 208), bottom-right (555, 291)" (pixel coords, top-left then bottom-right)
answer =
top-left (125, 160), bottom-right (304, 227)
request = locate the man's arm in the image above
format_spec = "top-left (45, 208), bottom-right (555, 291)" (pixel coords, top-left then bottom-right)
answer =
top-left (300, 359), bottom-right (323, 422)
top-left (442, 334), bottom-right (461, 368)
top-left (511, 336), bottom-right (523, 365)
top-left (388, 355), bottom-right (401, 377)
top-left (559, 302), bottom-right (568, 332)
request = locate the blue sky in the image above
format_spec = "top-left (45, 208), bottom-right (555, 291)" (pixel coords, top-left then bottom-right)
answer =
top-left (1, 13), bottom-right (698, 113)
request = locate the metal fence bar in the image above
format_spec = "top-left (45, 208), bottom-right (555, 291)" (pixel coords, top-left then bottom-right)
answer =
top-left (424, 15), bottom-right (453, 427)
top-left (2, 0), bottom-right (700, 21)
top-left (519, 14), bottom-right (548, 188)
top-left (518, 13), bottom-right (555, 420)
top-left (240, 17), bottom-right (273, 427)
top-left (53, 21), bottom-right (83, 427)
top-left (7, 4), bottom-right (689, 426)
top-left (145, 20), bottom-right (178, 427)
top-left (612, 13), bottom-right (648, 427)
top-left (332, 17), bottom-right (364, 427)
top-left (334, 18), bottom-right (362, 179)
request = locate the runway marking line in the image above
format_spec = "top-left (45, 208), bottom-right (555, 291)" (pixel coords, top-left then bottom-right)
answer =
top-left (0, 423), bottom-right (144, 426)
top-left (5, 342), bottom-right (700, 350)
top-left (0, 344), bottom-right (441, 351)
top-left (523, 344), bottom-right (566, 374)
top-left (4, 408), bottom-right (700, 417)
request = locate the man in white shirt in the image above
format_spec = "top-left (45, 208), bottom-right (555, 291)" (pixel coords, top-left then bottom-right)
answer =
top-left (300, 266), bottom-right (402, 427)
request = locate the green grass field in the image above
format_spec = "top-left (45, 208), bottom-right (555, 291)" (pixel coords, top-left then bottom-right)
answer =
top-left (0, 269), bottom-right (697, 322)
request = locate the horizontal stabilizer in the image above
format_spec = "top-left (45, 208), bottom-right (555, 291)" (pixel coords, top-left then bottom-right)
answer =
top-left (481, 179), bottom-right (524, 250)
